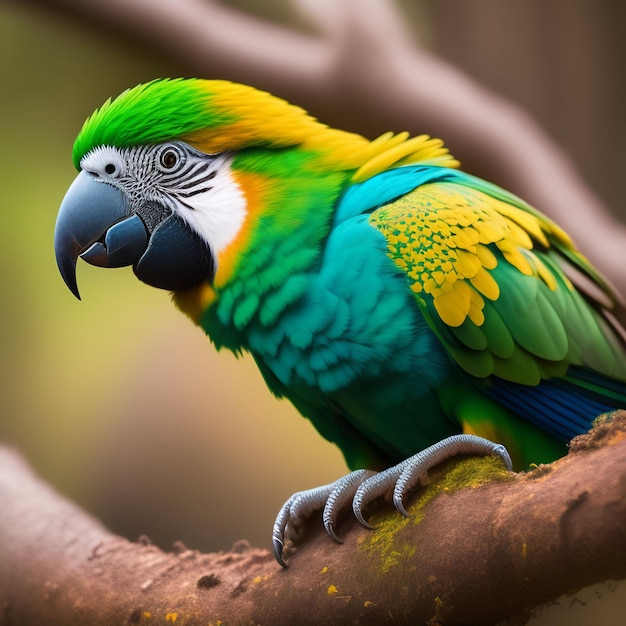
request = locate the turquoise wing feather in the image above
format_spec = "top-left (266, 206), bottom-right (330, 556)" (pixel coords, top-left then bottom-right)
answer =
top-left (248, 209), bottom-right (461, 470)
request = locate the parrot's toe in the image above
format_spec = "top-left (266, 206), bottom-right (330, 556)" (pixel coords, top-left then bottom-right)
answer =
top-left (272, 434), bottom-right (512, 567)
top-left (393, 434), bottom-right (512, 515)
top-left (358, 434), bottom-right (513, 520)
top-left (272, 480), bottom-right (342, 567)
top-left (322, 469), bottom-right (375, 541)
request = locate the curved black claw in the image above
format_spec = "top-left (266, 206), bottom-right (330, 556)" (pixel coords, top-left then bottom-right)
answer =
top-left (322, 469), bottom-right (375, 542)
top-left (272, 435), bottom-right (512, 567)
top-left (272, 483), bottom-right (339, 568)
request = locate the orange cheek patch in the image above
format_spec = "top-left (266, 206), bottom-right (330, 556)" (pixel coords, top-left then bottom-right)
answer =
top-left (212, 169), bottom-right (272, 289)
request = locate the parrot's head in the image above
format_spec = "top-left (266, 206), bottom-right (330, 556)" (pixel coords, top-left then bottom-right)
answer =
top-left (55, 78), bottom-right (457, 301)
top-left (54, 78), bottom-right (351, 299)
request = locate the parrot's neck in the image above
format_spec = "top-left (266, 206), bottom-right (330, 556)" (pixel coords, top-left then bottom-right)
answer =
top-left (174, 147), bottom-right (349, 350)
top-left (172, 128), bottom-right (460, 350)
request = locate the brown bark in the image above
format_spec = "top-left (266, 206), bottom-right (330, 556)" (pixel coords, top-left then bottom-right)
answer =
top-left (1, 412), bottom-right (626, 625)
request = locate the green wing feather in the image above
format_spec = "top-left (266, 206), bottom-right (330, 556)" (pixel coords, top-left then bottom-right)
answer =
top-left (368, 171), bottom-right (626, 385)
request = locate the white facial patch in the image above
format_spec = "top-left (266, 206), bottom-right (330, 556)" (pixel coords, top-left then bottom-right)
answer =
top-left (175, 154), bottom-right (247, 256)
top-left (80, 144), bottom-right (248, 262)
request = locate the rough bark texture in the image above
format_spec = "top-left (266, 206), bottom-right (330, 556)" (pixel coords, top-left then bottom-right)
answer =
top-left (1, 412), bottom-right (625, 625)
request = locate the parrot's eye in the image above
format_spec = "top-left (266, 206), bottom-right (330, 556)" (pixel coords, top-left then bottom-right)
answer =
top-left (105, 163), bottom-right (116, 175)
top-left (158, 145), bottom-right (184, 172)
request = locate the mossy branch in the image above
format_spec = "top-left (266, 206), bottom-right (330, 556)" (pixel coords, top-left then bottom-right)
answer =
top-left (1, 412), bottom-right (626, 625)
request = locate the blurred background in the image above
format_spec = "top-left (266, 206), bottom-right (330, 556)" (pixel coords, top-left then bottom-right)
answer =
top-left (0, 0), bottom-right (624, 576)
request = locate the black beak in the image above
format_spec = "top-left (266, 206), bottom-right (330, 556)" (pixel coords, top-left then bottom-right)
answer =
top-left (54, 170), bottom-right (215, 299)
top-left (54, 171), bottom-right (131, 299)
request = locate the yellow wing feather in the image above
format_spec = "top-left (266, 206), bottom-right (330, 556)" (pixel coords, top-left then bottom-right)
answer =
top-left (369, 182), bottom-right (553, 328)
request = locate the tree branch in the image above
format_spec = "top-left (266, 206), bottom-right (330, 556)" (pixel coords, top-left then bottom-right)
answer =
top-left (2, 412), bottom-right (626, 624)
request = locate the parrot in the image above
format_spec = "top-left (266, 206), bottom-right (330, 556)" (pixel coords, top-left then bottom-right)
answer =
top-left (54, 78), bottom-right (626, 566)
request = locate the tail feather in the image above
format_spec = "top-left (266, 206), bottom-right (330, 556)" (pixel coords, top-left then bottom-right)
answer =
top-left (485, 366), bottom-right (626, 442)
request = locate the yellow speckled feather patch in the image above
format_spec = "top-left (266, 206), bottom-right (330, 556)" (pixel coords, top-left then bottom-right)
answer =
top-left (369, 182), bottom-right (559, 328)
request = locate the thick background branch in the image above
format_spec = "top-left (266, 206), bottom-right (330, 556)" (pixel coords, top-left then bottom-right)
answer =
top-left (15, 0), bottom-right (626, 295)
top-left (2, 413), bottom-right (626, 625)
